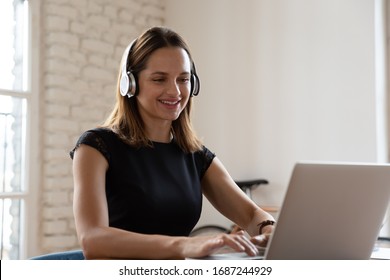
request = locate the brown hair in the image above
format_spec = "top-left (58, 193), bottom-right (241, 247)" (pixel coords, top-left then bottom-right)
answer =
top-left (102, 27), bottom-right (203, 153)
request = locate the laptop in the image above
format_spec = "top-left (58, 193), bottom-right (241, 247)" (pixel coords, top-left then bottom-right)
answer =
top-left (264, 161), bottom-right (390, 260)
top-left (199, 162), bottom-right (390, 260)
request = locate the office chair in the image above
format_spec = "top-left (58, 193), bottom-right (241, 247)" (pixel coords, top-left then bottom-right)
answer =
top-left (30, 250), bottom-right (84, 260)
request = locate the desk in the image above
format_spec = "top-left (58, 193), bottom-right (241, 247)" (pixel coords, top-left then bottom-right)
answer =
top-left (375, 237), bottom-right (390, 248)
top-left (371, 238), bottom-right (390, 259)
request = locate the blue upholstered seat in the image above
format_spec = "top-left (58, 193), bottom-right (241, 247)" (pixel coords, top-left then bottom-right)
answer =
top-left (30, 250), bottom-right (84, 260)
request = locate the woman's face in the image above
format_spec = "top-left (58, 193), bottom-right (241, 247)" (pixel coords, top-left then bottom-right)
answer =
top-left (136, 47), bottom-right (192, 125)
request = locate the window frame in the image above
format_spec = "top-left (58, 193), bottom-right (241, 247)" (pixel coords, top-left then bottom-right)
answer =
top-left (0, 0), bottom-right (40, 259)
top-left (24, 0), bottom-right (41, 259)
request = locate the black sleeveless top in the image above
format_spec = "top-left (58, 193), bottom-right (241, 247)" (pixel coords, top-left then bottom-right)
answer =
top-left (70, 128), bottom-right (215, 236)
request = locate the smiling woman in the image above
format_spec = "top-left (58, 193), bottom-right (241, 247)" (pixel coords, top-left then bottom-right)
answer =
top-left (69, 26), bottom-right (275, 260)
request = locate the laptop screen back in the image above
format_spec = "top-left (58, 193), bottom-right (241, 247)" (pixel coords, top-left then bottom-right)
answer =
top-left (265, 162), bottom-right (390, 260)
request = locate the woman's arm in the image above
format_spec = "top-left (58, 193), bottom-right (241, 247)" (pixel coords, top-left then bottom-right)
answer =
top-left (72, 145), bottom-right (258, 259)
top-left (201, 157), bottom-right (275, 242)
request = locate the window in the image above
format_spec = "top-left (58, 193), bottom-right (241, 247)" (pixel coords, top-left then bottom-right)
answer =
top-left (0, 0), bottom-right (31, 260)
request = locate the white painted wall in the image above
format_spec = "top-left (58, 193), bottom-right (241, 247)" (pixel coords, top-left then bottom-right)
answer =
top-left (165, 0), bottom-right (388, 235)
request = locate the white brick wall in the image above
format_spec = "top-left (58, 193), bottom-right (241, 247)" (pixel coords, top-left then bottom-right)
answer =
top-left (39, 0), bottom-right (164, 254)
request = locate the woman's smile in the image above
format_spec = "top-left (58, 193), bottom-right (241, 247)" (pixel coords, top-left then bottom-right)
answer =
top-left (159, 98), bottom-right (182, 107)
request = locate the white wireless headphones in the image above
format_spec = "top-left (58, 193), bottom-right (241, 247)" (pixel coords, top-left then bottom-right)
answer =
top-left (119, 40), bottom-right (137, 98)
top-left (119, 39), bottom-right (200, 98)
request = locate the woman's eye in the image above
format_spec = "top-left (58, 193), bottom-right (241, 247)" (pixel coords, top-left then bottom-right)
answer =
top-left (152, 78), bottom-right (165, 83)
top-left (179, 78), bottom-right (190, 83)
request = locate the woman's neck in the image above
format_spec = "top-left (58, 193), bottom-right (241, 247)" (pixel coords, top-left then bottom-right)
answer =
top-left (144, 122), bottom-right (173, 143)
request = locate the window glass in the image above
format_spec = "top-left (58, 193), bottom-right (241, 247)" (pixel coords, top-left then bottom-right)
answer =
top-left (0, 96), bottom-right (26, 193)
top-left (0, 0), bottom-right (29, 91)
top-left (0, 198), bottom-right (22, 259)
top-left (0, 0), bottom-right (30, 259)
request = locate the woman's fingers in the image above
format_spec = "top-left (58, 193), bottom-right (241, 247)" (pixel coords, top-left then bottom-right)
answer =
top-left (182, 235), bottom-right (225, 258)
top-left (218, 231), bottom-right (259, 256)
top-left (250, 233), bottom-right (270, 248)
top-left (183, 232), bottom-right (264, 259)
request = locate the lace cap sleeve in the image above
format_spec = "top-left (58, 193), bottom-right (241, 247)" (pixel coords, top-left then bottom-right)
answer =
top-left (69, 130), bottom-right (110, 163)
top-left (195, 146), bottom-right (216, 179)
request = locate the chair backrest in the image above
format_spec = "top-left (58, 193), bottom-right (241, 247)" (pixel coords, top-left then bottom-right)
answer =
top-left (30, 250), bottom-right (84, 260)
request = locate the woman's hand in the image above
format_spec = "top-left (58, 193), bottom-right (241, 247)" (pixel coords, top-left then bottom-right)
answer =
top-left (249, 225), bottom-right (274, 248)
top-left (181, 231), bottom-right (259, 259)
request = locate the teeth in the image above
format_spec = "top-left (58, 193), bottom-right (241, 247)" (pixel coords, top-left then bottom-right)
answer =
top-left (160, 100), bottom-right (178, 105)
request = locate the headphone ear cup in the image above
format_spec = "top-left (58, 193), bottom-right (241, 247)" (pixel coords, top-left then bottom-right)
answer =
top-left (119, 72), bottom-right (129, 97)
top-left (190, 73), bottom-right (200, 97)
top-left (119, 39), bottom-right (137, 98)
top-left (119, 71), bottom-right (137, 98)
